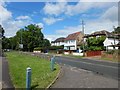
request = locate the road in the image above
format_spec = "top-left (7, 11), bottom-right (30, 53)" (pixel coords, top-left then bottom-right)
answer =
top-left (55, 56), bottom-right (119, 80)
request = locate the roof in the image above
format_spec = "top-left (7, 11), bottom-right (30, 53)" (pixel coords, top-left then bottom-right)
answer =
top-left (65, 32), bottom-right (82, 41)
top-left (84, 30), bottom-right (113, 38)
top-left (51, 37), bottom-right (65, 43)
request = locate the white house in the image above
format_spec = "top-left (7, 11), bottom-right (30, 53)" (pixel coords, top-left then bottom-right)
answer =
top-left (64, 32), bottom-right (83, 52)
top-left (103, 37), bottom-right (119, 50)
top-left (51, 37), bottom-right (65, 46)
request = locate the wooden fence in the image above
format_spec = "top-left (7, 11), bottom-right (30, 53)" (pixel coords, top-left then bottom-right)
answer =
top-left (86, 51), bottom-right (102, 57)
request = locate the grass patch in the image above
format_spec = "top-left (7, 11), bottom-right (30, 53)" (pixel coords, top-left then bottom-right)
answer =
top-left (5, 51), bottom-right (59, 88)
top-left (62, 54), bottom-right (83, 58)
top-left (101, 57), bottom-right (119, 63)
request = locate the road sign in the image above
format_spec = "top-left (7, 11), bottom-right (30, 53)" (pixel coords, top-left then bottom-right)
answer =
top-left (19, 44), bottom-right (23, 49)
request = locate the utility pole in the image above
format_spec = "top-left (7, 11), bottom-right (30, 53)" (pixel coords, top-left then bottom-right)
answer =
top-left (21, 30), bottom-right (22, 44)
top-left (82, 20), bottom-right (85, 56)
top-left (20, 30), bottom-right (23, 50)
top-left (113, 26), bottom-right (116, 44)
top-left (113, 26), bottom-right (116, 50)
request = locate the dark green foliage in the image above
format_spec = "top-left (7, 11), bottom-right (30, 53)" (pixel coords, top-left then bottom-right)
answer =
top-left (0, 24), bottom-right (5, 38)
top-left (82, 36), bottom-right (106, 51)
top-left (34, 45), bottom-right (64, 51)
top-left (112, 26), bottom-right (120, 34)
top-left (2, 24), bottom-right (50, 52)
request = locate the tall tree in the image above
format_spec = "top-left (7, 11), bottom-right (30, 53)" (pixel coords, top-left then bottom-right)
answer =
top-left (16, 24), bottom-right (44, 51)
top-left (112, 26), bottom-right (120, 34)
top-left (0, 25), bottom-right (5, 38)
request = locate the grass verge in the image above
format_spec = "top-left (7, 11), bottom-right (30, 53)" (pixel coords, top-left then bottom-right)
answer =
top-left (62, 54), bottom-right (83, 58)
top-left (5, 51), bottom-right (59, 88)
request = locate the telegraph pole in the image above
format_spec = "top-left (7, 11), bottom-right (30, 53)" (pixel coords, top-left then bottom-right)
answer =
top-left (113, 26), bottom-right (116, 45)
top-left (20, 30), bottom-right (23, 50)
top-left (82, 20), bottom-right (85, 56)
top-left (21, 30), bottom-right (22, 44)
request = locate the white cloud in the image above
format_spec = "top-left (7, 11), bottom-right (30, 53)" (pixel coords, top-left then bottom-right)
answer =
top-left (0, 1), bottom-right (33, 37)
top-left (101, 6), bottom-right (118, 22)
top-left (44, 34), bottom-right (65, 42)
top-left (55, 5), bottom-right (118, 35)
top-left (43, 2), bottom-right (116, 16)
top-left (16, 15), bottom-right (31, 20)
top-left (43, 17), bottom-right (63, 25)
top-left (2, 19), bottom-right (33, 37)
top-left (36, 23), bottom-right (44, 28)
top-left (56, 25), bottom-right (82, 35)
top-left (55, 19), bottom-right (117, 37)
top-left (43, 1), bottom-right (67, 16)
top-left (0, 3), bottom-right (12, 24)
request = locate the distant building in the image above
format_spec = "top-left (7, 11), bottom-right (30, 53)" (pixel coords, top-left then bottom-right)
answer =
top-left (84, 30), bottom-right (113, 38)
top-left (51, 37), bottom-right (65, 46)
top-left (84, 30), bottom-right (119, 50)
top-left (64, 31), bottom-right (83, 51)
top-left (103, 37), bottom-right (119, 50)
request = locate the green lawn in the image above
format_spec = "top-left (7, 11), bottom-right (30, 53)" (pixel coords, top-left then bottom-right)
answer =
top-left (5, 51), bottom-right (59, 88)
top-left (101, 57), bottom-right (119, 63)
top-left (62, 54), bottom-right (83, 58)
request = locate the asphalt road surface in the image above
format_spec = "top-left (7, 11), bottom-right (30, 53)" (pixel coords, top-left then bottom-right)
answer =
top-left (55, 56), bottom-right (119, 80)
top-left (52, 64), bottom-right (118, 88)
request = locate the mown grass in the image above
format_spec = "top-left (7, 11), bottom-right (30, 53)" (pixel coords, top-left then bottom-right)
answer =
top-left (5, 51), bottom-right (59, 88)
top-left (62, 54), bottom-right (83, 58)
top-left (101, 57), bottom-right (120, 63)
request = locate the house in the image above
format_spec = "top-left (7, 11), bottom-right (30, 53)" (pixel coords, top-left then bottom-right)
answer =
top-left (103, 37), bottom-right (119, 50)
top-left (84, 30), bottom-right (119, 50)
top-left (51, 37), bottom-right (65, 46)
top-left (64, 31), bottom-right (83, 54)
top-left (84, 30), bottom-right (113, 39)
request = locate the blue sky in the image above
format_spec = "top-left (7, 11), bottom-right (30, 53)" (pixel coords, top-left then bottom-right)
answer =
top-left (0, 1), bottom-right (118, 41)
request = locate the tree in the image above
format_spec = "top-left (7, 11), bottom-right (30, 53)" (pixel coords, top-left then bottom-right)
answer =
top-left (1, 24), bottom-right (50, 52)
top-left (0, 25), bottom-right (5, 38)
top-left (82, 36), bottom-right (106, 51)
top-left (15, 24), bottom-right (45, 51)
top-left (42, 39), bottom-right (51, 48)
top-left (112, 26), bottom-right (120, 34)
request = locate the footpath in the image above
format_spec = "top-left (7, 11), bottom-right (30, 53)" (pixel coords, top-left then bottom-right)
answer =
top-left (1, 56), bottom-right (14, 89)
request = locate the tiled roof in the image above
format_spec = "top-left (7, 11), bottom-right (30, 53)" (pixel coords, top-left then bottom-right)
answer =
top-left (84, 30), bottom-right (113, 38)
top-left (65, 32), bottom-right (81, 41)
top-left (91, 30), bottom-right (113, 37)
top-left (51, 37), bottom-right (65, 43)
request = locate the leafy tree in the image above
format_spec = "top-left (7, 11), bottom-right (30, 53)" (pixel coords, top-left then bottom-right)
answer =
top-left (1, 24), bottom-right (50, 52)
top-left (0, 25), bottom-right (5, 38)
top-left (15, 24), bottom-right (45, 51)
top-left (81, 36), bottom-right (106, 51)
top-left (42, 39), bottom-right (51, 48)
top-left (112, 26), bottom-right (120, 34)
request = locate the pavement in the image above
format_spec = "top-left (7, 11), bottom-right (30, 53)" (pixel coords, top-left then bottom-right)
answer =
top-left (0, 57), bottom-right (2, 89)
top-left (1, 56), bottom-right (14, 89)
top-left (52, 64), bottom-right (119, 88)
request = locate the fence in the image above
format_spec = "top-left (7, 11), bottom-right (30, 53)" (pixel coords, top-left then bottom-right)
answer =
top-left (86, 51), bottom-right (102, 57)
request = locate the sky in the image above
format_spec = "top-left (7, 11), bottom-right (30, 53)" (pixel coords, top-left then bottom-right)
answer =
top-left (0, 0), bottom-right (119, 42)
